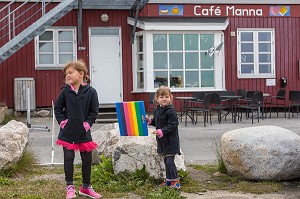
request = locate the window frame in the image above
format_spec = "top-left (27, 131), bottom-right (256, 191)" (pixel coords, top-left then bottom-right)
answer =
top-left (35, 27), bottom-right (77, 70)
top-left (132, 30), bottom-right (225, 92)
top-left (237, 28), bottom-right (275, 79)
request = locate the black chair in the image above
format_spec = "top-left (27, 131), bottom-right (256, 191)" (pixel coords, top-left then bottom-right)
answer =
top-left (267, 89), bottom-right (286, 118)
top-left (148, 93), bottom-right (156, 115)
top-left (237, 89), bottom-right (247, 99)
top-left (219, 90), bottom-right (235, 96)
top-left (236, 89), bottom-right (248, 105)
top-left (288, 91), bottom-right (300, 119)
top-left (237, 92), bottom-right (262, 124)
top-left (210, 92), bottom-right (231, 123)
top-left (188, 92), bottom-right (206, 109)
top-left (189, 93), bottom-right (212, 127)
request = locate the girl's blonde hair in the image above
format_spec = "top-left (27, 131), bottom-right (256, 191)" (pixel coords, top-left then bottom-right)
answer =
top-left (155, 86), bottom-right (173, 103)
top-left (63, 60), bottom-right (91, 84)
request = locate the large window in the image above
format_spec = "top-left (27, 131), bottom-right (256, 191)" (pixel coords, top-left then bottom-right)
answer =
top-left (133, 31), bottom-right (224, 91)
top-left (35, 28), bottom-right (76, 69)
top-left (237, 29), bottom-right (275, 78)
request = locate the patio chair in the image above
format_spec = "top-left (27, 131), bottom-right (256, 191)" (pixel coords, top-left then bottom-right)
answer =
top-left (266, 89), bottom-right (286, 118)
top-left (210, 92), bottom-right (231, 124)
top-left (189, 93), bottom-right (212, 127)
top-left (188, 92), bottom-right (206, 109)
top-left (237, 92), bottom-right (262, 124)
top-left (148, 92), bottom-right (156, 115)
top-left (288, 91), bottom-right (300, 119)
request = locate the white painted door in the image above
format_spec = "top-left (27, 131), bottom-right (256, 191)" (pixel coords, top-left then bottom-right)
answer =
top-left (90, 29), bottom-right (122, 104)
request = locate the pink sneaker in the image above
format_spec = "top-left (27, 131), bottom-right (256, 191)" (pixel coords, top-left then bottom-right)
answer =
top-left (66, 185), bottom-right (76, 199)
top-left (79, 185), bottom-right (102, 198)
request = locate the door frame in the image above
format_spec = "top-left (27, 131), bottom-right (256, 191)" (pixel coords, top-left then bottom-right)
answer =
top-left (88, 26), bottom-right (123, 104)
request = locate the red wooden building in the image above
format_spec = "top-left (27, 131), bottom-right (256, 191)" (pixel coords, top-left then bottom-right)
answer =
top-left (0, 0), bottom-right (300, 111)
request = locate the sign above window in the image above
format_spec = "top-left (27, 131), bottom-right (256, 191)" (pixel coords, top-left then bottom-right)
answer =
top-left (146, 4), bottom-right (300, 17)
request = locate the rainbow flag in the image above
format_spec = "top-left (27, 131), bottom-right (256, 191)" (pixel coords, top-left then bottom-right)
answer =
top-left (116, 101), bottom-right (148, 136)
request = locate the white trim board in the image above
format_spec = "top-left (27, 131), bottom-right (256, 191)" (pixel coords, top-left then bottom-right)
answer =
top-left (127, 17), bottom-right (229, 31)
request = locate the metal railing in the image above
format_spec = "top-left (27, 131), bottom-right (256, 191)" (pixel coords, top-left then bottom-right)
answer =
top-left (0, 0), bottom-right (54, 44)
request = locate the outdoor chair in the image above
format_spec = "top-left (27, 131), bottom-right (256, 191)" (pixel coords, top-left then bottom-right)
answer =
top-left (288, 91), bottom-right (300, 119)
top-left (237, 92), bottom-right (262, 124)
top-left (188, 91), bottom-right (206, 109)
top-left (189, 93), bottom-right (212, 127)
top-left (210, 92), bottom-right (231, 123)
top-left (266, 89), bottom-right (286, 118)
top-left (148, 92), bottom-right (156, 115)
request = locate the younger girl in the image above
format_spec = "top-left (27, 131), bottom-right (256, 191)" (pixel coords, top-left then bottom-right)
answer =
top-left (54, 60), bottom-right (101, 199)
top-left (146, 86), bottom-right (181, 189)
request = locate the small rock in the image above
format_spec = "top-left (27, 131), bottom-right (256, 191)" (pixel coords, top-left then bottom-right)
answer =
top-left (36, 110), bottom-right (50, 117)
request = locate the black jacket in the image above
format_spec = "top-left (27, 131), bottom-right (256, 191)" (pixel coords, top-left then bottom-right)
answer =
top-left (54, 84), bottom-right (99, 143)
top-left (150, 105), bottom-right (180, 155)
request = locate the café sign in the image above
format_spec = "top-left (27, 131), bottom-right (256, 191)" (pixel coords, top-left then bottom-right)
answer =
top-left (152, 4), bottom-right (296, 17)
top-left (194, 5), bottom-right (263, 17)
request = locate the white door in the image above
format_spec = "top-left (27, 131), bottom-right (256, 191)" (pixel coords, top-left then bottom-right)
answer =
top-left (90, 28), bottom-right (122, 104)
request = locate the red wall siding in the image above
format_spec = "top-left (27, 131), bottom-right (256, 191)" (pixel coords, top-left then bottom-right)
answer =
top-left (1, 2), bottom-right (300, 111)
top-left (0, 2), bottom-right (133, 108)
top-left (224, 17), bottom-right (300, 95)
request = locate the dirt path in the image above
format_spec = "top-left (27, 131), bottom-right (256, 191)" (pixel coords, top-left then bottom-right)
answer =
top-left (181, 191), bottom-right (295, 199)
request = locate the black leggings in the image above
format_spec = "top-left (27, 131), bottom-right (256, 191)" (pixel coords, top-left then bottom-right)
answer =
top-left (63, 147), bottom-right (92, 188)
top-left (164, 155), bottom-right (178, 180)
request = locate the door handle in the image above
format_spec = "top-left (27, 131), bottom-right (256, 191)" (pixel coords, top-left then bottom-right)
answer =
top-left (92, 65), bottom-right (97, 72)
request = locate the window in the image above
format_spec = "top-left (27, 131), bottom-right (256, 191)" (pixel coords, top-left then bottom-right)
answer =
top-left (237, 29), bottom-right (275, 78)
top-left (133, 31), bottom-right (224, 92)
top-left (153, 33), bottom-right (216, 89)
top-left (35, 28), bottom-right (76, 69)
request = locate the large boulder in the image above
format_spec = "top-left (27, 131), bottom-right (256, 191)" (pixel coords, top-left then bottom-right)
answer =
top-left (92, 123), bottom-right (186, 179)
top-left (0, 120), bottom-right (29, 170)
top-left (221, 126), bottom-right (300, 181)
top-left (91, 123), bottom-right (120, 163)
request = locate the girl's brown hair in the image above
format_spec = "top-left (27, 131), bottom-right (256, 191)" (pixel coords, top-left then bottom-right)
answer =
top-left (155, 86), bottom-right (173, 103)
top-left (63, 60), bottom-right (91, 84)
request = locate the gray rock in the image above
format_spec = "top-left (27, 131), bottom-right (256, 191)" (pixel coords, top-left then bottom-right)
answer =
top-left (221, 125), bottom-right (300, 181)
top-left (92, 123), bottom-right (186, 179)
top-left (36, 110), bottom-right (50, 117)
top-left (0, 120), bottom-right (29, 170)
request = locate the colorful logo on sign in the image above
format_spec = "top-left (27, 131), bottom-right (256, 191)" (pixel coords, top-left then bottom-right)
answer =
top-left (159, 5), bottom-right (183, 16)
top-left (269, 6), bottom-right (290, 16)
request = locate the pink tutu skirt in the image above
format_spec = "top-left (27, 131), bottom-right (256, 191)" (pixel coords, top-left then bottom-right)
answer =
top-left (56, 139), bottom-right (97, 152)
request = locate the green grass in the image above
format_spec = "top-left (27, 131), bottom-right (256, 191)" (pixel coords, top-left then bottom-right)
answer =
top-left (0, 114), bottom-right (15, 125)
top-left (0, 151), bottom-right (286, 198)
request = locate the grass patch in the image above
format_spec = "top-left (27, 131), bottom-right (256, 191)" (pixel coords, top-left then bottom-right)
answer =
top-left (0, 148), bottom-right (37, 177)
top-left (0, 152), bottom-right (286, 198)
top-left (0, 114), bottom-right (15, 125)
top-left (186, 164), bottom-right (284, 195)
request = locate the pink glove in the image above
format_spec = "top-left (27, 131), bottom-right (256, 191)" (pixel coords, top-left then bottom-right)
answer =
top-left (83, 122), bottom-right (91, 132)
top-left (60, 119), bottom-right (68, 129)
top-left (157, 129), bottom-right (163, 138)
top-left (146, 118), bottom-right (152, 125)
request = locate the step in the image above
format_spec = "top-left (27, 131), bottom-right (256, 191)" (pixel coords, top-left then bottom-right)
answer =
top-left (95, 118), bottom-right (118, 123)
top-left (98, 112), bottom-right (117, 116)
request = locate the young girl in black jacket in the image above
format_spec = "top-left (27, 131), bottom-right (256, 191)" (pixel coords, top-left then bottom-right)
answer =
top-left (54, 60), bottom-right (101, 199)
top-left (146, 86), bottom-right (181, 189)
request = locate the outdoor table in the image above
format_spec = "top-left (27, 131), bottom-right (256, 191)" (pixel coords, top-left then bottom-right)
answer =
top-left (220, 95), bottom-right (242, 123)
top-left (175, 96), bottom-right (197, 127)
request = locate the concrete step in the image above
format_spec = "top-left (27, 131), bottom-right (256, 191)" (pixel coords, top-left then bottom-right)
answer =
top-left (95, 118), bottom-right (118, 123)
top-left (97, 104), bottom-right (117, 123)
